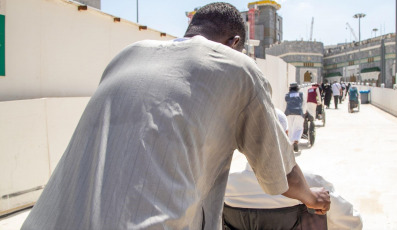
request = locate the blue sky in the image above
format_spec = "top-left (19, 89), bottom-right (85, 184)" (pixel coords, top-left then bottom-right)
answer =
top-left (101, 0), bottom-right (396, 46)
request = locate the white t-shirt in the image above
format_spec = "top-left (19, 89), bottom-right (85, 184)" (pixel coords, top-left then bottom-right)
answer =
top-left (225, 152), bottom-right (301, 209)
top-left (275, 108), bottom-right (288, 132)
top-left (332, 83), bottom-right (342, 96)
top-left (225, 153), bottom-right (363, 230)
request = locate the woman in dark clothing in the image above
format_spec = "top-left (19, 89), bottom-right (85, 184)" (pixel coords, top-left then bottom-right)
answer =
top-left (323, 84), bottom-right (333, 109)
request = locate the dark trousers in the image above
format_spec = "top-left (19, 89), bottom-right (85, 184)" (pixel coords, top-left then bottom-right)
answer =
top-left (223, 203), bottom-right (327, 230)
top-left (324, 96), bottom-right (331, 108)
top-left (333, 96), bottom-right (339, 109)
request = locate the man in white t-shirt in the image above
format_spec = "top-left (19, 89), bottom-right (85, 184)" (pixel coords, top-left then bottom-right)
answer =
top-left (223, 109), bottom-right (362, 230)
top-left (331, 81), bottom-right (342, 109)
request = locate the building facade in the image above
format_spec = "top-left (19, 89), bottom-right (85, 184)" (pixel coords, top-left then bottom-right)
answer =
top-left (266, 41), bottom-right (324, 84)
top-left (266, 34), bottom-right (396, 87)
top-left (324, 34), bottom-right (396, 87)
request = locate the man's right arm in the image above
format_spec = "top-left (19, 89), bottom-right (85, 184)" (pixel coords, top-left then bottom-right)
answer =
top-left (282, 164), bottom-right (331, 215)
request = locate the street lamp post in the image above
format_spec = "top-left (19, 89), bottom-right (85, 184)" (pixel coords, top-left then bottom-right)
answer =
top-left (353, 13), bottom-right (366, 83)
top-left (372, 28), bottom-right (378, 37)
top-left (136, 0), bottom-right (139, 23)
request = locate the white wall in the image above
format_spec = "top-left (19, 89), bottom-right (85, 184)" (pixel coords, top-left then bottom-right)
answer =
top-left (0, 98), bottom-right (89, 216)
top-left (256, 55), bottom-right (296, 111)
top-left (357, 85), bottom-right (397, 117)
top-left (0, 0), bottom-right (175, 101)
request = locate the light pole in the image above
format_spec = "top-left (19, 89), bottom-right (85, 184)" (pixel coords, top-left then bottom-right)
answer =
top-left (136, 0), bottom-right (139, 23)
top-left (372, 28), bottom-right (378, 37)
top-left (354, 13), bottom-right (366, 82)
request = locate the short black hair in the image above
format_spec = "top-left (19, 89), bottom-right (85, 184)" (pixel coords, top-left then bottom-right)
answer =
top-left (185, 2), bottom-right (246, 50)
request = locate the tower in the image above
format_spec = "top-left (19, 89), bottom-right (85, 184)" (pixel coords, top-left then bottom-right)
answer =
top-left (244, 1), bottom-right (283, 58)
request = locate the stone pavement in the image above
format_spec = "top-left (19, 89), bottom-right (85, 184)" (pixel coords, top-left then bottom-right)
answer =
top-left (296, 100), bottom-right (397, 230)
top-left (1, 101), bottom-right (397, 230)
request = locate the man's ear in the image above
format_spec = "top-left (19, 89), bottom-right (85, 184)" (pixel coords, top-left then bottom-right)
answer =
top-left (227, 36), bottom-right (241, 50)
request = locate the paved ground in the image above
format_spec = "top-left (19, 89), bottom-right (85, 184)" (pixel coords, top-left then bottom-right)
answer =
top-left (1, 101), bottom-right (397, 230)
top-left (297, 100), bottom-right (397, 230)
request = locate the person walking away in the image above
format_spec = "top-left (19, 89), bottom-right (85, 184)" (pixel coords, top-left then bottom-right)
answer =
top-left (285, 83), bottom-right (304, 152)
top-left (307, 83), bottom-right (321, 120)
top-left (339, 81), bottom-right (346, 101)
top-left (324, 83), bottom-right (333, 109)
top-left (345, 83), bottom-right (351, 97)
top-left (348, 86), bottom-right (360, 111)
top-left (331, 81), bottom-right (342, 109)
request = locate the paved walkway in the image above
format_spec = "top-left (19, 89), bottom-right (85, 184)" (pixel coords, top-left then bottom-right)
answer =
top-left (297, 101), bottom-right (397, 230)
top-left (1, 101), bottom-right (397, 230)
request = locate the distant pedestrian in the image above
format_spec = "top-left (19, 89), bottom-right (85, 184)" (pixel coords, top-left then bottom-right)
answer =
top-left (285, 83), bottom-right (304, 152)
top-left (341, 82), bottom-right (347, 102)
top-left (306, 83), bottom-right (321, 119)
top-left (331, 81), bottom-right (342, 109)
top-left (346, 83), bottom-right (351, 97)
top-left (324, 83), bottom-right (333, 109)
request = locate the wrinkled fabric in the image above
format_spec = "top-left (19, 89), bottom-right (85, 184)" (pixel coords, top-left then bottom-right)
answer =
top-left (225, 155), bottom-right (363, 230)
top-left (22, 36), bottom-right (295, 230)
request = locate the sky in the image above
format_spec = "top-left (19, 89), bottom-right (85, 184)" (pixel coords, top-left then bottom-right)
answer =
top-left (101, 0), bottom-right (396, 46)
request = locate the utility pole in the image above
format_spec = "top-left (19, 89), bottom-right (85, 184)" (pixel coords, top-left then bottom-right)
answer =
top-left (310, 17), bottom-right (314, 41)
top-left (136, 0), bottom-right (139, 23)
top-left (354, 13), bottom-right (366, 83)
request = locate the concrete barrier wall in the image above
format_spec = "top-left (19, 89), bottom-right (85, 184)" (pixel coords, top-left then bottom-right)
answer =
top-left (256, 55), bottom-right (297, 111)
top-left (0, 0), bottom-right (175, 102)
top-left (0, 98), bottom-right (89, 216)
top-left (357, 85), bottom-right (397, 117)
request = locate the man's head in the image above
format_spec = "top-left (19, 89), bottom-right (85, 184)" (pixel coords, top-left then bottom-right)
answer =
top-left (289, 82), bottom-right (299, 91)
top-left (184, 2), bottom-right (246, 51)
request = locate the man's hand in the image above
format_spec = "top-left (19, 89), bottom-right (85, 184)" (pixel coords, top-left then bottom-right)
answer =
top-left (282, 165), bottom-right (331, 215)
top-left (305, 187), bottom-right (331, 215)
